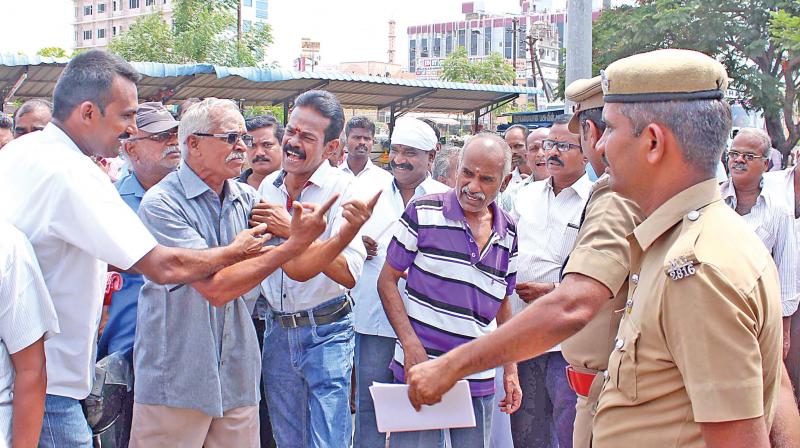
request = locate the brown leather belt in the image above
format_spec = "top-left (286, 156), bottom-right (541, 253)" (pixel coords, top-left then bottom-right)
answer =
top-left (274, 298), bottom-right (351, 329)
top-left (566, 365), bottom-right (599, 398)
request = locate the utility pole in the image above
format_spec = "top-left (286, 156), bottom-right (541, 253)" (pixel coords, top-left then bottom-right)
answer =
top-left (236, 0), bottom-right (242, 66)
top-left (565, 0), bottom-right (592, 111)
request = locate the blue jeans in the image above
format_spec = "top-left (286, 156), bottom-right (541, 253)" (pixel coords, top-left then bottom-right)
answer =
top-left (389, 394), bottom-right (494, 448)
top-left (262, 298), bottom-right (354, 448)
top-left (39, 394), bottom-right (92, 448)
top-left (353, 333), bottom-right (396, 448)
top-left (510, 352), bottom-right (577, 448)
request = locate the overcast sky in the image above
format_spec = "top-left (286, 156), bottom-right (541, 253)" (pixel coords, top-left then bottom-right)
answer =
top-left (1, 0), bottom-right (617, 68)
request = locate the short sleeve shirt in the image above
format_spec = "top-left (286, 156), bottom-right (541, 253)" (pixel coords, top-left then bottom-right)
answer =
top-left (385, 190), bottom-right (518, 396)
top-left (134, 164), bottom-right (262, 417)
top-left (0, 224), bottom-right (59, 446)
top-left (561, 175), bottom-right (644, 372)
top-left (0, 124), bottom-right (158, 399)
top-left (593, 179), bottom-right (782, 447)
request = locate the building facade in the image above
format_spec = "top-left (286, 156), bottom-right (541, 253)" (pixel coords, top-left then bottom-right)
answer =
top-left (73, 0), bottom-right (269, 51)
top-left (407, 1), bottom-right (602, 107)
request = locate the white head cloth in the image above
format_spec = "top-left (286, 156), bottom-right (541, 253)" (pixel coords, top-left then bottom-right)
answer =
top-left (391, 117), bottom-right (437, 151)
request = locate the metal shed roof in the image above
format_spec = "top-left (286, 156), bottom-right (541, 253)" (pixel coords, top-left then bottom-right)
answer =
top-left (0, 55), bottom-right (541, 117)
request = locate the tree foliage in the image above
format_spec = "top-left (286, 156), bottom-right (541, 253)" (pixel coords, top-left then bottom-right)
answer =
top-left (592, 0), bottom-right (800, 158)
top-left (108, 0), bottom-right (273, 67)
top-left (440, 47), bottom-right (515, 85)
top-left (36, 47), bottom-right (69, 58)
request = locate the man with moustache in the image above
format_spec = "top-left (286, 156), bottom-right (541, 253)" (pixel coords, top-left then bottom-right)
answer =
top-left (509, 113), bottom-right (590, 448)
top-left (499, 127), bottom-right (549, 212)
top-left (130, 98), bottom-right (335, 447)
top-left (257, 90), bottom-right (378, 448)
top-left (351, 117), bottom-right (449, 447)
top-left (0, 51), bottom-right (281, 447)
top-left (504, 124), bottom-right (532, 186)
top-left (721, 128), bottom-right (798, 360)
top-left (341, 116), bottom-right (390, 180)
top-left (96, 102), bottom-right (180, 447)
top-left (378, 133), bottom-right (521, 448)
top-left (240, 115), bottom-right (283, 190)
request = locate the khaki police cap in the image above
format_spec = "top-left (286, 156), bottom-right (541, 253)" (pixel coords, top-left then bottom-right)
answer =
top-left (601, 49), bottom-right (728, 103)
top-left (566, 76), bottom-right (603, 133)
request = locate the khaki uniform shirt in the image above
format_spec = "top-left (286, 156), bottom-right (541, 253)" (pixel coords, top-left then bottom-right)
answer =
top-left (562, 175), bottom-right (643, 372)
top-left (593, 179), bottom-right (782, 447)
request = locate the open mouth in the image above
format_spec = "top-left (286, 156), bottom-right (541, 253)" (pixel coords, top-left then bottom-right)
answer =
top-left (284, 146), bottom-right (306, 162)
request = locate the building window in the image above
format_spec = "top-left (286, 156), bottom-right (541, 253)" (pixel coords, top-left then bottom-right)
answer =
top-left (129, 0), bottom-right (139, 9)
top-left (409, 38), bottom-right (416, 71)
top-left (484, 26), bottom-right (491, 55)
top-left (504, 27), bottom-right (513, 59)
top-left (97, 28), bottom-right (106, 39)
top-left (421, 38), bottom-right (428, 58)
top-left (244, 0), bottom-right (252, 5)
top-left (74, 6), bottom-right (79, 18)
top-left (445, 32), bottom-right (453, 55)
top-left (243, 19), bottom-right (252, 32)
top-left (433, 37), bottom-right (441, 58)
top-left (146, 0), bottom-right (155, 5)
top-left (517, 25), bottom-right (527, 59)
top-left (112, 26), bottom-right (117, 36)
top-left (458, 29), bottom-right (466, 48)
top-left (83, 5), bottom-right (92, 15)
top-left (113, 1), bottom-right (118, 11)
top-left (98, 3), bottom-right (106, 13)
top-left (83, 30), bottom-right (92, 40)
top-left (470, 30), bottom-right (478, 56)
top-left (255, 0), bottom-right (267, 19)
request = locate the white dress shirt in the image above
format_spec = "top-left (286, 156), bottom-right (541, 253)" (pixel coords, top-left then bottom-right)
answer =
top-left (259, 161), bottom-right (367, 313)
top-left (0, 124), bottom-right (158, 399)
top-left (0, 224), bottom-right (59, 446)
top-left (761, 169), bottom-right (800, 316)
top-left (512, 173), bottom-right (593, 350)
top-left (340, 156), bottom-right (392, 186)
top-left (721, 180), bottom-right (798, 316)
top-left (351, 176), bottom-right (450, 337)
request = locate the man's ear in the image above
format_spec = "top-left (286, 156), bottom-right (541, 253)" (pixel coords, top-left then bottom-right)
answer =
top-left (642, 123), bottom-right (667, 165)
top-left (323, 138), bottom-right (340, 159)
top-left (77, 101), bottom-right (97, 124)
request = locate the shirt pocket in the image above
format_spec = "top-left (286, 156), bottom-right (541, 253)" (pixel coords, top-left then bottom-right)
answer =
top-left (608, 320), bottom-right (640, 402)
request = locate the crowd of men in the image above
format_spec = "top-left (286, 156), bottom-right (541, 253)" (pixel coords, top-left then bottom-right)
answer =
top-left (0, 46), bottom-right (799, 448)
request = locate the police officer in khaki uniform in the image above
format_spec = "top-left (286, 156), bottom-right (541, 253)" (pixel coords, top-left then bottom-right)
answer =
top-left (560, 76), bottom-right (644, 448)
top-left (591, 49), bottom-right (782, 448)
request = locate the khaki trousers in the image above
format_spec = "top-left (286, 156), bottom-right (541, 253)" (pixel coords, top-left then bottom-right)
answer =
top-left (129, 402), bottom-right (259, 448)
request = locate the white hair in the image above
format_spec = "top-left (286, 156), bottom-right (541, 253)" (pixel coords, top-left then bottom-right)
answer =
top-left (735, 128), bottom-right (772, 158)
top-left (178, 98), bottom-right (242, 158)
top-left (460, 133), bottom-right (513, 179)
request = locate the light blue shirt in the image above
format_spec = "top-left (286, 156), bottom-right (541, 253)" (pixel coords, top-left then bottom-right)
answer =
top-left (134, 164), bottom-right (261, 417)
top-left (351, 176), bottom-right (450, 337)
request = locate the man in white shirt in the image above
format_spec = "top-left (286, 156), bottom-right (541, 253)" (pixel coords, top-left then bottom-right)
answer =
top-left (0, 50), bottom-right (287, 447)
top-left (721, 129), bottom-right (798, 356)
top-left (351, 117), bottom-right (448, 447)
top-left (763, 150), bottom-right (800, 405)
top-left (510, 114), bottom-right (592, 448)
top-left (341, 116), bottom-right (392, 182)
top-left (500, 127), bottom-right (550, 212)
top-left (0, 224), bottom-right (59, 448)
top-left (256, 90), bottom-right (377, 448)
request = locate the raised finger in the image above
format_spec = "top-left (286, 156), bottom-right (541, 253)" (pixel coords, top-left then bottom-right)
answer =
top-left (314, 193), bottom-right (340, 217)
top-left (366, 190), bottom-right (382, 210)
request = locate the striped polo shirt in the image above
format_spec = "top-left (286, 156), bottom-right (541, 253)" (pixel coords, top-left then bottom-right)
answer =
top-left (385, 189), bottom-right (518, 397)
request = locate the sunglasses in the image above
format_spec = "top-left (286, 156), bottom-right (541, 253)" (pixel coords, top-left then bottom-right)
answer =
top-left (193, 132), bottom-right (254, 147)
top-left (128, 130), bottom-right (177, 143)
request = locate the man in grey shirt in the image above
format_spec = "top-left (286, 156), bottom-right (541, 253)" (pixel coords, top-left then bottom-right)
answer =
top-left (129, 98), bottom-right (339, 447)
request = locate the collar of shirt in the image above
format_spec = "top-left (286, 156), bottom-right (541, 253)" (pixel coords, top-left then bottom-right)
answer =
top-left (544, 172), bottom-right (593, 200)
top-left (178, 162), bottom-right (241, 202)
top-left (238, 167), bottom-right (253, 184)
top-left (341, 156), bottom-right (377, 176)
top-left (720, 178), bottom-right (771, 210)
top-left (43, 123), bottom-right (85, 156)
top-left (116, 172), bottom-right (146, 199)
top-left (634, 178), bottom-right (721, 251)
top-left (389, 174), bottom-right (440, 197)
top-left (441, 188), bottom-right (509, 238)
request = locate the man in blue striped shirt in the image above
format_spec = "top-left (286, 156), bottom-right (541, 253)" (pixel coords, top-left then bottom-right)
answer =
top-left (378, 133), bottom-right (521, 448)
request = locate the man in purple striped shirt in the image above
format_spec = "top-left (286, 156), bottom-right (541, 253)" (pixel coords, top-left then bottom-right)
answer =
top-left (378, 133), bottom-right (521, 448)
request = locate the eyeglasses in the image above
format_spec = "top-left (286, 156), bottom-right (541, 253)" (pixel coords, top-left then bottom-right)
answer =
top-left (193, 132), bottom-right (253, 147)
top-left (128, 130), bottom-right (177, 143)
top-left (727, 150), bottom-right (765, 162)
top-left (542, 139), bottom-right (582, 152)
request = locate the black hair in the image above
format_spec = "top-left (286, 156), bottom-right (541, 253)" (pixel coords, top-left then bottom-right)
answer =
top-left (52, 50), bottom-right (141, 122)
top-left (293, 90), bottom-right (344, 144)
top-left (345, 115), bottom-right (376, 138)
top-left (246, 114), bottom-right (285, 142)
top-left (552, 113), bottom-right (573, 126)
top-left (0, 115), bottom-right (12, 130)
top-left (578, 107), bottom-right (606, 134)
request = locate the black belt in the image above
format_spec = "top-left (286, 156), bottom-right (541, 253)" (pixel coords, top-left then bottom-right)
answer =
top-left (274, 299), bottom-right (351, 329)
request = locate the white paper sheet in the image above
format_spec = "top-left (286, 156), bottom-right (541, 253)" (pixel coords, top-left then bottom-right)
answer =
top-left (369, 380), bottom-right (476, 433)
